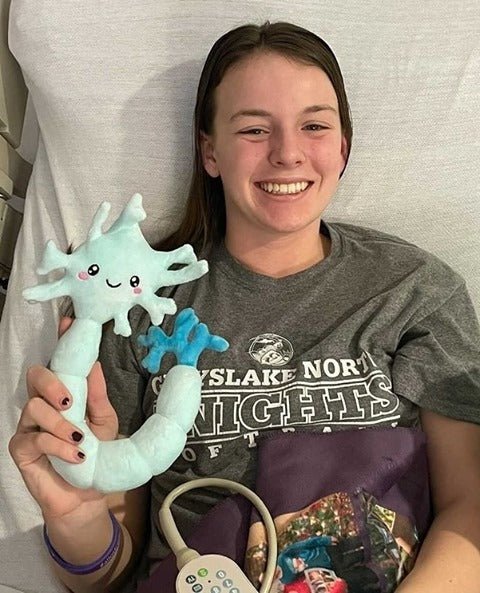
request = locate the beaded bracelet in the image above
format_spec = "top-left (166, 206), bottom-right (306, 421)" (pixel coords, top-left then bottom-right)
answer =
top-left (43, 510), bottom-right (121, 575)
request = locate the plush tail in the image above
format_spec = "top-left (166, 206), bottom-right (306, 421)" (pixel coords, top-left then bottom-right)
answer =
top-left (49, 365), bottom-right (201, 492)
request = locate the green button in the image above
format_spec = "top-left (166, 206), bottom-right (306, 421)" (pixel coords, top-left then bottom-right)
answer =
top-left (198, 568), bottom-right (208, 577)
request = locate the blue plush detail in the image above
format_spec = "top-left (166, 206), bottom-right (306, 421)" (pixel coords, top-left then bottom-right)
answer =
top-left (138, 307), bottom-right (229, 372)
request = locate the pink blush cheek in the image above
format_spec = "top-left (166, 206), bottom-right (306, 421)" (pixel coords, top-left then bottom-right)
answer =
top-left (77, 271), bottom-right (89, 280)
top-left (133, 288), bottom-right (142, 295)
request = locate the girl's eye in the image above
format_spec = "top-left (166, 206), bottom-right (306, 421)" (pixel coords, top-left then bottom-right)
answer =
top-left (303, 123), bottom-right (328, 131)
top-left (88, 264), bottom-right (100, 276)
top-left (239, 128), bottom-right (267, 135)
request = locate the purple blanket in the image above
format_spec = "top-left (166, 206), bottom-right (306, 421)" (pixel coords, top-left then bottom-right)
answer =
top-left (138, 427), bottom-right (430, 592)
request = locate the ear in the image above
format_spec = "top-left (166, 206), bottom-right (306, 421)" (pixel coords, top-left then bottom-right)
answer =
top-left (200, 131), bottom-right (220, 178)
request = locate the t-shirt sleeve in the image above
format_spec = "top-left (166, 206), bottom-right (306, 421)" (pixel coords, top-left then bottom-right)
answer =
top-left (98, 307), bottom-right (151, 436)
top-left (392, 281), bottom-right (480, 423)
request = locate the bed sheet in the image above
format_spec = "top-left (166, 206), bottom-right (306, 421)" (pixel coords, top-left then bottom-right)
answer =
top-left (0, 1), bottom-right (479, 592)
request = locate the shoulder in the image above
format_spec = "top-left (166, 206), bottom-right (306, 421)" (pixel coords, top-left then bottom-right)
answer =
top-left (326, 221), bottom-right (469, 321)
top-left (328, 221), bottom-right (465, 287)
top-left (329, 220), bottom-right (438, 257)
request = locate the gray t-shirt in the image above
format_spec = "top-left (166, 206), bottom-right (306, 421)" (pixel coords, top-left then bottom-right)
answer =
top-left (99, 222), bottom-right (480, 573)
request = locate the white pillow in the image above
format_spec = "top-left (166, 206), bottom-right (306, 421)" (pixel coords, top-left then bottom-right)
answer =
top-left (1, 1), bottom-right (479, 591)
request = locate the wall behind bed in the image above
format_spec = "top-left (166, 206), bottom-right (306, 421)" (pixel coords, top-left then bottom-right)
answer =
top-left (0, 2), bottom-right (479, 592)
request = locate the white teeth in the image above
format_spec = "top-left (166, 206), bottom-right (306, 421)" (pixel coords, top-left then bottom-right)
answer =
top-left (260, 181), bottom-right (310, 195)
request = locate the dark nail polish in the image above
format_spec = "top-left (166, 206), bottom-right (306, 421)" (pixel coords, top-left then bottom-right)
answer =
top-left (71, 431), bottom-right (83, 443)
top-left (61, 397), bottom-right (70, 407)
top-left (77, 451), bottom-right (86, 460)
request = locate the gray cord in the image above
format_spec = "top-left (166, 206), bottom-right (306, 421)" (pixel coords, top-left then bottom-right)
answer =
top-left (158, 477), bottom-right (278, 593)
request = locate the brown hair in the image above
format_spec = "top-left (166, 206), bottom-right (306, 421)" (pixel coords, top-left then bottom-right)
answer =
top-left (159, 21), bottom-right (353, 251)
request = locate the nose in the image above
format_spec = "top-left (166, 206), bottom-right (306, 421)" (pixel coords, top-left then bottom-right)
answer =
top-left (268, 129), bottom-right (305, 168)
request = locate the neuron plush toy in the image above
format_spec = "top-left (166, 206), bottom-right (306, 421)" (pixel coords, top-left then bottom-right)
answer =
top-left (23, 193), bottom-right (228, 493)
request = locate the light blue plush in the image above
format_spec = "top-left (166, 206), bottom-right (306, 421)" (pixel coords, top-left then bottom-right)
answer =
top-left (23, 193), bottom-right (228, 493)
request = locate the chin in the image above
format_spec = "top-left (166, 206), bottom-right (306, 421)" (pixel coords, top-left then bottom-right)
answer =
top-left (263, 215), bottom-right (321, 235)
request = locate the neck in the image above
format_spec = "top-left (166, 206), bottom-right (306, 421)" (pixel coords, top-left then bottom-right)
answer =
top-left (224, 226), bottom-right (330, 278)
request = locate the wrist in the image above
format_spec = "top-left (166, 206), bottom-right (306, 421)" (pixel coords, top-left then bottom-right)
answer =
top-left (42, 493), bottom-right (107, 527)
top-left (45, 515), bottom-right (135, 592)
top-left (45, 502), bottom-right (114, 566)
top-left (44, 510), bottom-right (120, 575)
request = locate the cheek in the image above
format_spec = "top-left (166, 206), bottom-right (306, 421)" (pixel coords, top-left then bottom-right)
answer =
top-left (311, 139), bottom-right (344, 170)
top-left (133, 288), bottom-right (142, 295)
top-left (77, 271), bottom-right (89, 280)
top-left (216, 140), bottom-right (264, 181)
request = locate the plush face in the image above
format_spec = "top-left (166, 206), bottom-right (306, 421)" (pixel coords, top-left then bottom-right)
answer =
top-left (23, 194), bottom-right (208, 334)
top-left (67, 229), bottom-right (153, 318)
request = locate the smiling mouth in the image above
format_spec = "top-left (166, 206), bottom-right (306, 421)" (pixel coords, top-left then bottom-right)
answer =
top-left (257, 181), bottom-right (312, 195)
top-left (106, 279), bottom-right (121, 288)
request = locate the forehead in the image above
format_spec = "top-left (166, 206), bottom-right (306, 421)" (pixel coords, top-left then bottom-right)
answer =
top-left (214, 51), bottom-right (339, 115)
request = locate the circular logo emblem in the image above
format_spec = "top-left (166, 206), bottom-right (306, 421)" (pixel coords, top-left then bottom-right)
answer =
top-left (248, 333), bottom-right (293, 366)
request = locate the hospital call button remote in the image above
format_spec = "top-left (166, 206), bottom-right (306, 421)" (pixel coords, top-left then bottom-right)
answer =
top-left (176, 554), bottom-right (258, 593)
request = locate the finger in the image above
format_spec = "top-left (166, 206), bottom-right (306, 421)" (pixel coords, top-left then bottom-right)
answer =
top-left (87, 361), bottom-right (108, 404)
top-left (9, 431), bottom-right (86, 468)
top-left (26, 365), bottom-right (72, 409)
top-left (17, 397), bottom-right (85, 445)
top-left (58, 316), bottom-right (74, 339)
top-left (86, 362), bottom-right (118, 439)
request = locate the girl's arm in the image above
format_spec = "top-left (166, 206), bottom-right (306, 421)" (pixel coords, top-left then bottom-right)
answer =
top-left (48, 484), bottom-right (150, 593)
top-left (397, 410), bottom-right (480, 592)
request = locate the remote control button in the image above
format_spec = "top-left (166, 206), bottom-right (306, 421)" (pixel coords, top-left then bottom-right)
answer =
top-left (230, 589), bottom-right (240, 593)
top-left (192, 584), bottom-right (203, 593)
top-left (211, 587), bottom-right (221, 593)
top-left (186, 575), bottom-right (196, 584)
top-left (198, 568), bottom-right (208, 577)
top-left (223, 579), bottom-right (233, 588)
top-left (216, 570), bottom-right (226, 579)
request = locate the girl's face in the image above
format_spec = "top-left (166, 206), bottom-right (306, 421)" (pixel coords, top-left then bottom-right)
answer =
top-left (201, 51), bottom-right (347, 248)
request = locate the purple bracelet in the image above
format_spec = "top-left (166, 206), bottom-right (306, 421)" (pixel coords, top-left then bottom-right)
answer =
top-left (43, 510), bottom-right (121, 575)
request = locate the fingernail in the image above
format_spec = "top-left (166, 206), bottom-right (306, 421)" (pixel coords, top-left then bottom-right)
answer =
top-left (77, 451), bottom-right (86, 460)
top-left (71, 431), bottom-right (83, 443)
top-left (61, 397), bottom-right (70, 407)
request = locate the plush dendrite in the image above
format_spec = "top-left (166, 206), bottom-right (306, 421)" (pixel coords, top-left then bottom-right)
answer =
top-left (23, 193), bottom-right (228, 492)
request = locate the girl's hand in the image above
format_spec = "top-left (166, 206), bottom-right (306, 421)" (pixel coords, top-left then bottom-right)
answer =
top-left (9, 318), bottom-right (119, 521)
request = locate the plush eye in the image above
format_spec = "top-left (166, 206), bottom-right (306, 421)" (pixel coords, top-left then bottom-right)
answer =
top-left (130, 275), bottom-right (140, 288)
top-left (88, 264), bottom-right (100, 276)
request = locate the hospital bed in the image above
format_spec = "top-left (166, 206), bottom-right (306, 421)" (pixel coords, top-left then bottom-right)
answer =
top-left (0, 1), bottom-right (479, 592)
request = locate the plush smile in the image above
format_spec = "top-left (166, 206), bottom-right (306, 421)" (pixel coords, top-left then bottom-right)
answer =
top-left (106, 279), bottom-right (121, 288)
top-left (257, 181), bottom-right (312, 195)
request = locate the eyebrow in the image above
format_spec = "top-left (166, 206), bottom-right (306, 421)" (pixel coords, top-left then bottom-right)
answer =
top-left (229, 104), bottom-right (338, 122)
